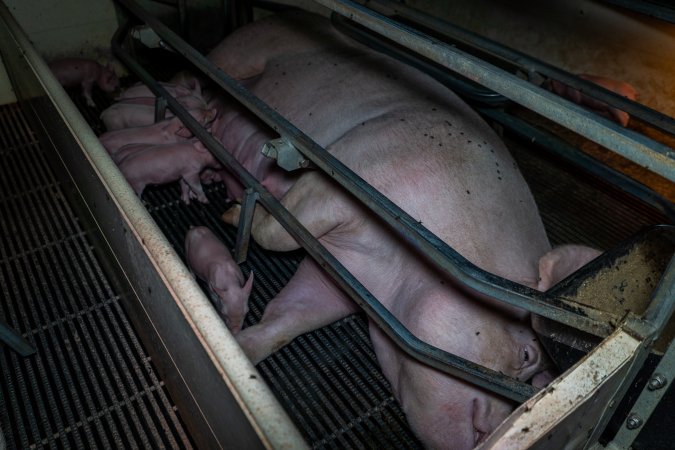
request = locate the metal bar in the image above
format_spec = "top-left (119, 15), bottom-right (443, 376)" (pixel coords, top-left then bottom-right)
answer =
top-left (154, 96), bottom-right (167, 122)
top-left (313, 0), bottom-right (675, 183)
top-left (330, 13), bottom-right (675, 221)
top-left (642, 255), bottom-right (675, 337)
top-left (609, 337), bottom-right (675, 449)
top-left (368, 0), bottom-right (675, 137)
top-left (111, 16), bottom-right (538, 403)
top-left (601, 0), bottom-right (675, 24)
top-left (114, 0), bottom-right (618, 339)
top-left (234, 188), bottom-right (258, 264)
top-left (0, 319), bottom-right (36, 357)
top-left (479, 107), bottom-right (675, 221)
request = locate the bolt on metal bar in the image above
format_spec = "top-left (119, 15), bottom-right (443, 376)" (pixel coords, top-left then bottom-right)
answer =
top-left (114, 0), bottom-right (618, 339)
top-left (314, 0), bottom-right (675, 183)
top-left (367, 0), bottom-right (675, 137)
top-left (111, 20), bottom-right (537, 403)
top-left (609, 336), bottom-right (675, 448)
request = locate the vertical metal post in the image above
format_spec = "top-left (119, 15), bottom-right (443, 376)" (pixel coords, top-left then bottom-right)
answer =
top-left (234, 188), bottom-right (258, 264)
top-left (154, 95), bottom-right (167, 122)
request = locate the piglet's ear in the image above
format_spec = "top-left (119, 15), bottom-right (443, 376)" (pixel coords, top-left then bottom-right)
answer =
top-left (175, 126), bottom-right (194, 138)
top-left (242, 271), bottom-right (254, 298)
top-left (192, 140), bottom-right (208, 153)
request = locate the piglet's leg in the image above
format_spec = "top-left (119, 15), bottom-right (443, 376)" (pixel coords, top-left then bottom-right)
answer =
top-left (82, 80), bottom-right (96, 107)
top-left (237, 257), bottom-right (357, 364)
top-left (183, 172), bottom-right (209, 203)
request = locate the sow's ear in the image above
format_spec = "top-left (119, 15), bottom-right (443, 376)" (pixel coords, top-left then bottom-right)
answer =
top-left (537, 245), bottom-right (602, 291)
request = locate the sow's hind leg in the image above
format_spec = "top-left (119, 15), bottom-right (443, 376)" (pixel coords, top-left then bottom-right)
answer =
top-left (231, 171), bottom-right (358, 363)
top-left (237, 257), bottom-right (357, 364)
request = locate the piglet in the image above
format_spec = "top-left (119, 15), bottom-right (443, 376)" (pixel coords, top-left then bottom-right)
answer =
top-left (117, 140), bottom-right (220, 204)
top-left (49, 58), bottom-right (119, 107)
top-left (185, 226), bottom-right (254, 333)
top-left (546, 74), bottom-right (638, 126)
top-left (100, 94), bottom-right (208, 131)
top-left (117, 78), bottom-right (201, 100)
top-left (99, 107), bottom-right (217, 156)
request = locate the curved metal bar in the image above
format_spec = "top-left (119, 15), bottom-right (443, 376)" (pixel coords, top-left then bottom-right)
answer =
top-left (114, 0), bottom-right (618, 341)
top-left (111, 18), bottom-right (537, 403)
top-left (314, 0), bottom-right (675, 183)
top-left (367, 0), bottom-right (675, 137)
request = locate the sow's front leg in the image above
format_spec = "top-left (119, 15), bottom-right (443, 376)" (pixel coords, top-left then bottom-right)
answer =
top-left (237, 257), bottom-right (357, 364)
top-left (226, 171), bottom-right (358, 363)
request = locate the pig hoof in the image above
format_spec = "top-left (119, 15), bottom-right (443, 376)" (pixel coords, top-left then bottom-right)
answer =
top-left (221, 204), bottom-right (242, 225)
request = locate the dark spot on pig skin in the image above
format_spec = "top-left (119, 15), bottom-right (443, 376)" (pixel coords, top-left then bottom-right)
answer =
top-left (432, 107), bottom-right (437, 111)
top-left (430, 135), bottom-right (434, 139)
top-left (521, 427), bottom-right (530, 433)
top-left (498, 177), bottom-right (502, 180)
top-left (400, 118), bottom-right (405, 122)
top-left (445, 120), bottom-right (452, 127)
top-left (475, 331), bottom-right (480, 335)
top-left (282, 72), bottom-right (287, 76)
top-left (438, 143), bottom-right (442, 147)
top-left (467, 140), bottom-right (471, 144)
top-left (249, 374), bottom-right (257, 379)
top-left (309, 112), bottom-right (313, 116)
top-left (307, 62), bottom-right (312, 66)
top-left (361, 122), bottom-right (365, 126)
top-left (466, 190), bottom-right (470, 195)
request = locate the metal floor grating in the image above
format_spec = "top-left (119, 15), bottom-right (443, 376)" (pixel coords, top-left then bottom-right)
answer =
top-left (8, 68), bottom-right (668, 449)
top-left (0, 103), bottom-right (194, 449)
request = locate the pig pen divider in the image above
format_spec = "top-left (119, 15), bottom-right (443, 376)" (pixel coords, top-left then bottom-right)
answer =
top-left (366, 0), bottom-right (675, 138)
top-left (112, 0), bottom-right (674, 405)
top-left (319, 0), bottom-right (675, 183)
top-left (330, 11), bottom-right (675, 221)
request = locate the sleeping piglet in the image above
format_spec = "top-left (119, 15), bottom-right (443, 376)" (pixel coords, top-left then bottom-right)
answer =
top-left (49, 58), bottom-right (119, 107)
top-left (185, 226), bottom-right (254, 333)
top-left (117, 139), bottom-right (220, 204)
top-left (99, 107), bottom-right (216, 156)
top-left (100, 93), bottom-right (209, 131)
top-left (546, 74), bottom-right (637, 127)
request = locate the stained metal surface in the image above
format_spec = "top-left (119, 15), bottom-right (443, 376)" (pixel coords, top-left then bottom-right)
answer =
top-left (0, 103), bottom-right (193, 449)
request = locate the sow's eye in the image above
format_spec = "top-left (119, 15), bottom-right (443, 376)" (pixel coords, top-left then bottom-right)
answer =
top-left (518, 343), bottom-right (539, 371)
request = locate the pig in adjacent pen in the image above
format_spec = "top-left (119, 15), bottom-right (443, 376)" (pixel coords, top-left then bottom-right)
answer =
top-left (48, 57), bottom-right (119, 107)
top-left (98, 107), bottom-right (216, 156)
top-left (203, 11), bottom-right (557, 449)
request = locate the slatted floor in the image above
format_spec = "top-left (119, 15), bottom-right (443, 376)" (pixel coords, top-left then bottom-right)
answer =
top-left (0, 103), bottom-right (194, 449)
top-left (1, 69), bottom-right (670, 449)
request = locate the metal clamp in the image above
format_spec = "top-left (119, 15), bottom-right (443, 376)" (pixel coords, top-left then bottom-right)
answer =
top-left (261, 138), bottom-right (310, 171)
